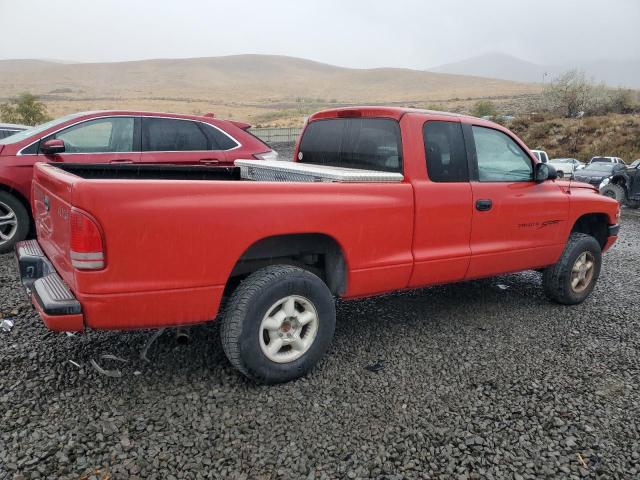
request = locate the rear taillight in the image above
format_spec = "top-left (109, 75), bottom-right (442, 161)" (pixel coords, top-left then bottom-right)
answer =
top-left (253, 150), bottom-right (279, 161)
top-left (70, 209), bottom-right (105, 270)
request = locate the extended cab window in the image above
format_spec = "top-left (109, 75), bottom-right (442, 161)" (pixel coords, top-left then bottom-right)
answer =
top-left (49, 117), bottom-right (134, 153)
top-left (472, 126), bottom-right (533, 182)
top-left (423, 121), bottom-right (468, 182)
top-left (143, 118), bottom-right (209, 151)
top-left (298, 118), bottom-right (402, 173)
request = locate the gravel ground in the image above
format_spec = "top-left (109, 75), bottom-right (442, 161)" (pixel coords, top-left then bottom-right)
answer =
top-left (1, 211), bottom-right (639, 480)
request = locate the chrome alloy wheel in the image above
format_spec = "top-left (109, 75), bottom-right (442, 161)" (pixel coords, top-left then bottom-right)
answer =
top-left (259, 295), bottom-right (319, 363)
top-left (0, 201), bottom-right (18, 246)
top-left (571, 251), bottom-right (595, 293)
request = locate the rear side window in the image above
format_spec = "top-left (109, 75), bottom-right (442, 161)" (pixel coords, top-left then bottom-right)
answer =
top-left (202, 123), bottom-right (239, 150)
top-left (423, 121), bottom-right (468, 182)
top-left (298, 118), bottom-right (402, 173)
top-left (142, 118), bottom-right (208, 151)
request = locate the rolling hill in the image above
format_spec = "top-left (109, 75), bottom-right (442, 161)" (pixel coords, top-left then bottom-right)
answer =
top-left (0, 54), bottom-right (540, 126)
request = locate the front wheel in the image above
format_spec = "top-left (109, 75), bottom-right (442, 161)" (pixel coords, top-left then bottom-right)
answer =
top-left (0, 191), bottom-right (30, 255)
top-left (220, 265), bottom-right (336, 384)
top-left (542, 233), bottom-right (602, 305)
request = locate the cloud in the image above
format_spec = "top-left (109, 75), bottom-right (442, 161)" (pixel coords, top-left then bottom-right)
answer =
top-left (0, 0), bottom-right (638, 68)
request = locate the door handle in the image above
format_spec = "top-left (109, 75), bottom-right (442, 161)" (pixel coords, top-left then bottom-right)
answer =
top-left (200, 159), bottom-right (220, 165)
top-left (476, 199), bottom-right (493, 211)
top-left (110, 159), bottom-right (133, 164)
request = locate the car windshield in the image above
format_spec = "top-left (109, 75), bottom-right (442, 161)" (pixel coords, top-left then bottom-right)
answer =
top-left (590, 157), bottom-right (611, 163)
top-left (552, 159), bottom-right (572, 163)
top-left (584, 163), bottom-right (615, 172)
top-left (0, 113), bottom-right (86, 145)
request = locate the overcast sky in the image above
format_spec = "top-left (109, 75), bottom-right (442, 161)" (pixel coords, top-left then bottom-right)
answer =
top-left (1, 0), bottom-right (638, 68)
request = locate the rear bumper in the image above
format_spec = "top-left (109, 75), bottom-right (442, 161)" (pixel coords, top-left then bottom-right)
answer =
top-left (15, 240), bottom-right (84, 331)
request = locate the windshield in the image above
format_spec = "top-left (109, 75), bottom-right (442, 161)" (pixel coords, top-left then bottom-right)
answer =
top-left (590, 157), bottom-right (611, 163)
top-left (551, 158), bottom-right (572, 163)
top-left (0, 113), bottom-right (86, 145)
top-left (584, 163), bottom-right (615, 172)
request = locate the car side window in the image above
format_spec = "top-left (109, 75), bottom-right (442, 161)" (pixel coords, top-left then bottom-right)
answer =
top-left (202, 124), bottom-right (239, 150)
top-left (49, 117), bottom-right (134, 153)
top-left (143, 118), bottom-right (209, 151)
top-left (423, 121), bottom-right (468, 182)
top-left (472, 126), bottom-right (533, 182)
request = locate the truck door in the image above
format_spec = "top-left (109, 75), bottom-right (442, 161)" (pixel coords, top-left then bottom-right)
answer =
top-left (465, 124), bottom-right (569, 279)
top-left (407, 118), bottom-right (473, 287)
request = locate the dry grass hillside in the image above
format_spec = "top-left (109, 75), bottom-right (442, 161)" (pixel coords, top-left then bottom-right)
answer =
top-left (0, 54), bottom-right (540, 126)
top-left (510, 113), bottom-right (640, 162)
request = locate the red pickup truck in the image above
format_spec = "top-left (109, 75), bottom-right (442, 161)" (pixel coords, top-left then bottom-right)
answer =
top-left (16, 107), bottom-right (619, 383)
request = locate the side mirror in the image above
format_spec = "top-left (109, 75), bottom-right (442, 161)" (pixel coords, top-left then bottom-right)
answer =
top-left (40, 138), bottom-right (65, 155)
top-left (535, 162), bottom-right (557, 183)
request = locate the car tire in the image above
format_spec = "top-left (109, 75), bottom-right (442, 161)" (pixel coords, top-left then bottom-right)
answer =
top-left (0, 191), bottom-right (30, 255)
top-left (220, 265), bottom-right (336, 384)
top-left (542, 233), bottom-right (602, 305)
top-left (600, 183), bottom-right (625, 204)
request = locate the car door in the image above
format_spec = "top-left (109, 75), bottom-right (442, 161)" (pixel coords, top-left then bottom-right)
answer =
top-left (140, 117), bottom-right (229, 165)
top-left (465, 124), bottom-right (569, 279)
top-left (38, 116), bottom-right (140, 164)
top-left (408, 118), bottom-right (473, 287)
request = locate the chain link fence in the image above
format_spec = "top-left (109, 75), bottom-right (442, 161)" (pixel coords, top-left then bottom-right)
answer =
top-left (249, 127), bottom-right (302, 144)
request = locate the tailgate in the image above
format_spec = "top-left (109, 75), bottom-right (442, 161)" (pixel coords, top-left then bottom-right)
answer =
top-left (32, 163), bottom-right (79, 290)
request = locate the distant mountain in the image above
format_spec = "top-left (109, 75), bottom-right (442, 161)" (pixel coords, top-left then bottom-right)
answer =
top-left (0, 54), bottom-right (539, 125)
top-left (0, 54), bottom-right (536, 103)
top-left (430, 53), bottom-right (640, 88)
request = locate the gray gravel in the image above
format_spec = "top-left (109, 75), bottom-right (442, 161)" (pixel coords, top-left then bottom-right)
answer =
top-left (1, 211), bottom-right (639, 479)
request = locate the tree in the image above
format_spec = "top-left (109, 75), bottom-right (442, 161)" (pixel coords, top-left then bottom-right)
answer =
top-left (541, 71), bottom-right (624, 118)
top-left (471, 100), bottom-right (497, 118)
top-left (0, 92), bottom-right (50, 125)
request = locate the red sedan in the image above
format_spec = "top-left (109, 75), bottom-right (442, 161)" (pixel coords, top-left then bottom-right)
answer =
top-left (0, 110), bottom-right (277, 253)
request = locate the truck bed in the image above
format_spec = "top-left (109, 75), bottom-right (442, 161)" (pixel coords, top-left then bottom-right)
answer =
top-left (55, 160), bottom-right (404, 183)
top-left (55, 163), bottom-right (241, 181)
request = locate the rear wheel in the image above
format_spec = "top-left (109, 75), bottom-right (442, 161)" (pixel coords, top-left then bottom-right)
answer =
top-left (542, 233), bottom-right (602, 305)
top-left (0, 191), bottom-right (29, 255)
top-left (600, 183), bottom-right (625, 204)
top-left (220, 265), bottom-right (336, 384)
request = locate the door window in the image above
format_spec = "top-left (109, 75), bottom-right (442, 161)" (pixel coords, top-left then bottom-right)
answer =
top-left (143, 118), bottom-right (209, 151)
top-left (52, 117), bottom-right (134, 153)
top-left (423, 121), bottom-right (468, 182)
top-left (472, 126), bottom-right (533, 182)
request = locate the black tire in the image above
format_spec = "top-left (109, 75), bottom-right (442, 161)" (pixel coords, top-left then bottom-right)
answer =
top-left (600, 183), bottom-right (625, 204)
top-left (542, 233), bottom-right (602, 305)
top-left (0, 191), bottom-right (30, 255)
top-left (220, 265), bottom-right (336, 384)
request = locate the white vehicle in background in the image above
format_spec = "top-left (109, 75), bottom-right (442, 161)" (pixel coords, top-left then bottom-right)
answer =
top-left (547, 158), bottom-right (585, 178)
top-left (588, 156), bottom-right (626, 166)
top-left (0, 123), bottom-right (28, 139)
top-left (531, 149), bottom-right (549, 164)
